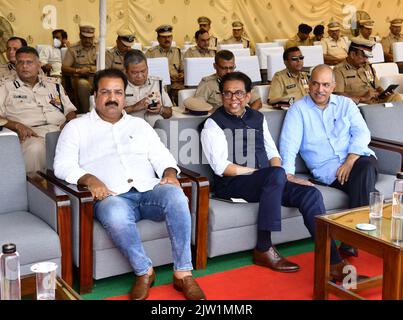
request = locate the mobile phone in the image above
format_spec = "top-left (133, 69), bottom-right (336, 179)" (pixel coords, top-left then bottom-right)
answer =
top-left (379, 84), bottom-right (399, 99)
top-left (147, 92), bottom-right (158, 110)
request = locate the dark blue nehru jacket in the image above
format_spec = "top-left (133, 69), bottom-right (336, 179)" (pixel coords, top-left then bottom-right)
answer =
top-left (209, 106), bottom-right (269, 190)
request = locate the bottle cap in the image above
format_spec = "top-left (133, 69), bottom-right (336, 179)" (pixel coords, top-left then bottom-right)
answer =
top-left (397, 172), bottom-right (403, 179)
top-left (2, 243), bottom-right (16, 254)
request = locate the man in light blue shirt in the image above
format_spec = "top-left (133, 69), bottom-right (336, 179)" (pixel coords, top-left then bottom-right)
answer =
top-left (280, 64), bottom-right (378, 257)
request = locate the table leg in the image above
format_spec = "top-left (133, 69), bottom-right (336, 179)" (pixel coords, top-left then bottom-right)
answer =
top-left (314, 218), bottom-right (331, 299)
top-left (382, 249), bottom-right (403, 300)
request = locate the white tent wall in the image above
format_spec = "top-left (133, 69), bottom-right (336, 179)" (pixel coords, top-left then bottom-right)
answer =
top-left (0, 0), bottom-right (402, 50)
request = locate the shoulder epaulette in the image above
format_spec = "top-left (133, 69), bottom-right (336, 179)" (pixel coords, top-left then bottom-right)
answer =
top-left (13, 80), bottom-right (21, 89)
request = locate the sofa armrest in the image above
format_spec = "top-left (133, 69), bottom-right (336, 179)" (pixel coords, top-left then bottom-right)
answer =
top-left (370, 140), bottom-right (403, 173)
top-left (179, 166), bottom-right (209, 269)
top-left (27, 173), bottom-right (73, 286)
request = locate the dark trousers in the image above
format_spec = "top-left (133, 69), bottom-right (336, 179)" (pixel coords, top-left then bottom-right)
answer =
top-left (330, 156), bottom-right (378, 208)
top-left (214, 167), bottom-right (325, 236)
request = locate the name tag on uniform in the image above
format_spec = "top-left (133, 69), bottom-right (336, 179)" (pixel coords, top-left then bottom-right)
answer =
top-left (114, 62), bottom-right (122, 65)
top-left (346, 76), bottom-right (356, 79)
top-left (13, 95), bottom-right (28, 99)
top-left (125, 94), bottom-right (134, 97)
top-left (286, 84), bottom-right (297, 89)
top-left (331, 45), bottom-right (337, 47)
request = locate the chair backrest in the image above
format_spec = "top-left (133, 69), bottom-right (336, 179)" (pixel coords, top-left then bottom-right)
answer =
top-left (178, 88), bottom-right (197, 107)
top-left (147, 57), bottom-right (171, 85)
top-left (267, 53), bottom-right (286, 81)
top-left (273, 39), bottom-right (288, 48)
top-left (61, 47), bottom-right (68, 61)
top-left (359, 102), bottom-right (403, 142)
top-left (262, 110), bottom-right (309, 174)
top-left (393, 42), bottom-right (403, 62)
top-left (368, 43), bottom-right (385, 64)
top-left (45, 131), bottom-right (61, 171)
top-left (257, 46), bottom-right (284, 69)
top-left (227, 48), bottom-right (251, 57)
top-left (371, 62), bottom-right (399, 79)
top-left (254, 84), bottom-right (270, 103)
top-left (255, 42), bottom-right (280, 50)
top-left (298, 45), bottom-right (324, 68)
top-left (217, 43), bottom-right (244, 51)
top-left (132, 43), bottom-right (142, 50)
top-left (0, 135), bottom-right (28, 214)
top-left (184, 57), bottom-right (215, 86)
top-left (36, 44), bottom-right (50, 55)
top-left (380, 74), bottom-right (403, 94)
top-left (235, 56), bottom-right (262, 82)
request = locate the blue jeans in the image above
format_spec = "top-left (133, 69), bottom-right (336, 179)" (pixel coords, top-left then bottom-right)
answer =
top-left (94, 184), bottom-right (193, 276)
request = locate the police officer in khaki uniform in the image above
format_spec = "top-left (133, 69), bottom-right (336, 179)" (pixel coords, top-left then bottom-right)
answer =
top-left (222, 21), bottom-right (253, 53)
top-left (0, 46), bottom-right (76, 173)
top-left (268, 47), bottom-right (309, 106)
top-left (145, 25), bottom-right (183, 105)
top-left (197, 16), bottom-right (218, 50)
top-left (0, 37), bottom-right (27, 82)
top-left (357, 20), bottom-right (377, 41)
top-left (334, 38), bottom-right (401, 104)
top-left (105, 28), bottom-right (136, 71)
top-left (194, 50), bottom-right (262, 110)
top-left (381, 18), bottom-right (403, 62)
top-left (285, 24), bottom-right (313, 49)
top-left (123, 49), bottom-right (172, 127)
top-left (184, 30), bottom-right (216, 58)
top-left (62, 23), bottom-right (97, 114)
top-left (321, 22), bottom-right (349, 65)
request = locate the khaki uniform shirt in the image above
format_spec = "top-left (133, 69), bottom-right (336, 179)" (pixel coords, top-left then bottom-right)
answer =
top-left (357, 34), bottom-right (377, 42)
top-left (145, 45), bottom-right (183, 89)
top-left (268, 69), bottom-right (309, 104)
top-left (334, 60), bottom-right (380, 96)
top-left (125, 76), bottom-right (172, 126)
top-left (285, 35), bottom-right (313, 49)
top-left (0, 75), bottom-right (76, 136)
top-left (209, 35), bottom-right (218, 50)
top-left (62, 41), bottom-right (97, 72)
top-left (183, 46), bottom-right (216, 58)
top-left (194, 73), bottom-right (260, 110)
top-left (105, 47), bottom-right (125, 71)
top-left (381, 33), bottom-right (403, 56)
top-left (221, 36), bottom-right (250, 48)
top-left (321, 37), bottom-right (348, 59)
top-left (0, 63), bottom-right (16, 81)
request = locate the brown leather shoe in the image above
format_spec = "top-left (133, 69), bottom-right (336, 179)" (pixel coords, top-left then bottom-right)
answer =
top-left (330, 260), bottom-right (369, 283)
top-left (130, 270), bottom-right (156, 300)
top-left (173, 275), bottom-right (206, 300)
top-left (339, 243), bottom-right (359, 258)
top-left (253, 247), bottom-right (300, 272)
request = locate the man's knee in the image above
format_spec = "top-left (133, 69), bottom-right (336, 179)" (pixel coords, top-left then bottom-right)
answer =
top-left (95, 196), bottom-right (132, 228)
top-left (22, 137), bottom-right (45, 172)
top-left (158, 184), bottom-right (188, 207)
top-left (261, 166), bottom-right (287, 186)
top-left (355, 157), bottom-right (377, 176)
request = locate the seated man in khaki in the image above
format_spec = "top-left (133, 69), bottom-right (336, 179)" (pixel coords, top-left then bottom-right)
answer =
top-left (0, 37), bottom-right (27, 81)
top-left (184, 30), bottom-right (215, 58)
top-left (268, 47), bottom-right (309, 107)
top-left (123, 49), bottom-right (172, 127)
top-left (62, 23), bottom-right (97, 113)
top-left (197, 16), bottom-right (218, 49)
top-left (321, 22), bottom-right (348, 66)
top-left (145, 25), bottom-right (183, 105)
top-left (105, 28), bottom-right (136, 71)
top-left (285, 24), bottom-right (313, 49)
top-left (194, 50), bottom-right (262, 110)
top-left (381, 18), bottom-right (403, 72)
top-left (357, 20), bottom-right (377, 41)
top-left (334, 38), bottom-right (401, 104)
top-left (0, 46), bottom-right (76, 174)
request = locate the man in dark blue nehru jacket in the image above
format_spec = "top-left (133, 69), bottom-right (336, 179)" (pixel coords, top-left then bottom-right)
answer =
top-left (200, 72), bottom-right (348, 280)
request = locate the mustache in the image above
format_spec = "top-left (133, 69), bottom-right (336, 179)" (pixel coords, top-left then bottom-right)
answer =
top-left (105, 101), bottom-right (119, 107)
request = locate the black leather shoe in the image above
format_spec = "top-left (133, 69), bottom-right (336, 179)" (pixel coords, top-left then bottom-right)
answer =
top-left (330, 260), bottom-right (369, 283)
top-left (339, 243), bottom-right (359, 258)
top-left (253, 247), bottom-right (300, 273)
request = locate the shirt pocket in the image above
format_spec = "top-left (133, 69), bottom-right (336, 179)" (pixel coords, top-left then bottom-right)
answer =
top-left (331, 116), bottom-right (350, 139)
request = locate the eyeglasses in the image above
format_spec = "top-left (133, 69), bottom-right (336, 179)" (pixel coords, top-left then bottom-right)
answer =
top-left (310, 81), bottom-right (334, 89)
top-left (217, 65), bottom-right (236, 71)
top-left (290, 55), bottom-right (305, 61)
top-left (222, 90), bottom-right (247, 99)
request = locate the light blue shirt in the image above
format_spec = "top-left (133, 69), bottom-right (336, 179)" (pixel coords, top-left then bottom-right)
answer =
top-left (279, 94), bottom-right (375, 185)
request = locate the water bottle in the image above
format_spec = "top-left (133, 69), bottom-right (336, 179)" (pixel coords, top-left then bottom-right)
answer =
top-left (391, 173), bottom-right (403, 244)
top-left (0, 243), bottom-right (21, 300)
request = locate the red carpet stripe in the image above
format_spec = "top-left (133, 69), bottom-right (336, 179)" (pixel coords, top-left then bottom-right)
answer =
top-left (106, 251), bottom-right (383, 300)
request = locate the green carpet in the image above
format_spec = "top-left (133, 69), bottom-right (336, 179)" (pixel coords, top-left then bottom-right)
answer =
top-left (80, 238), bottom-right (315, 300)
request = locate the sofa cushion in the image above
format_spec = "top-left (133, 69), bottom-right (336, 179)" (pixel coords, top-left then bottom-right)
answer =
top-left (0, 211), bottom-right (61, 265)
